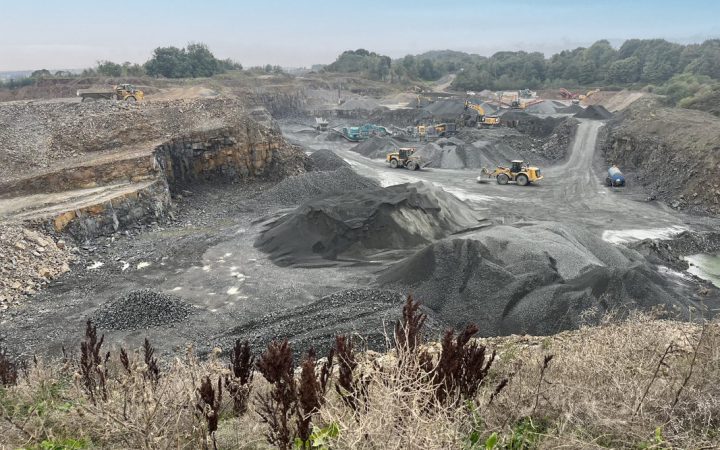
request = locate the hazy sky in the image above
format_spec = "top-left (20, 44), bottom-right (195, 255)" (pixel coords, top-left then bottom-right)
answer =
top-left (1, 0), bottom-right (719, 71)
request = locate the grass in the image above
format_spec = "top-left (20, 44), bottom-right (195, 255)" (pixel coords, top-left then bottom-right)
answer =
top-left (0, 301), bottom-right (718, 449)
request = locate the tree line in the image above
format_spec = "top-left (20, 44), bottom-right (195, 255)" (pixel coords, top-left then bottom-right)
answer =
top-left (322, 39), bottom-right (720, 90)
top-left (4, 43), bottom-right (242, 84)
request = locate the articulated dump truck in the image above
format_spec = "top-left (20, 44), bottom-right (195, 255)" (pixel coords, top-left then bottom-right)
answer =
top-left (77, 84), bottom-right (144, 102)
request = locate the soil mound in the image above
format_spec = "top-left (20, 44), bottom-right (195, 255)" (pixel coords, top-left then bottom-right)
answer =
top-left (575, 105), bottom-right (613, 120)
top-left (261, 167), bottom-right (378, 205)
top-left (91, 289), bottom-right (195, 330)
top-left (381, 221), bottom-right (700, 336)
top-left (309, 149), bottom-right (349, 171)
top-left (256, 181), bottom-right (485, 266)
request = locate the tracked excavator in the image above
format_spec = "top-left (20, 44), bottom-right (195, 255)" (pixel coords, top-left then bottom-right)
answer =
top-left (464, 100), bottom-right (500, 126)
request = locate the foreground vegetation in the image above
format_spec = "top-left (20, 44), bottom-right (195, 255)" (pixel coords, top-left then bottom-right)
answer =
top-left (0, 296), bottom-right (718, 449)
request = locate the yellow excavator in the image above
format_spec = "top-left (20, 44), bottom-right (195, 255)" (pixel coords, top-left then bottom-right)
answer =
top-left (464, 100), bottom-right (500, 126)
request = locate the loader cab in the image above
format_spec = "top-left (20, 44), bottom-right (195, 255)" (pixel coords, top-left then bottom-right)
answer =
top-left (510, 160), bottom-right (526, 173)
top-left (398, 148), bottom-right (414, 160)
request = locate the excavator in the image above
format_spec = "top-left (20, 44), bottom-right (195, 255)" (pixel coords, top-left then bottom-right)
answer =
top-left (464, 100), bottom-right (500, 127)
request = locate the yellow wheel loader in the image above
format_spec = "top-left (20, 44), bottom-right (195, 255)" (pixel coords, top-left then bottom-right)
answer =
top-left (387, 147), bottom-right (422, 170)
top-left (478, 160), bottom-right (543, 186)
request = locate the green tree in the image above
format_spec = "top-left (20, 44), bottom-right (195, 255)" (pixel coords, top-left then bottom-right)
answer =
top-left (30, 69), bottom-right (51, 78)
top-left (97, 61), bottom-right (123, 77)
top-left (607, 57), bottom-right (641, 83)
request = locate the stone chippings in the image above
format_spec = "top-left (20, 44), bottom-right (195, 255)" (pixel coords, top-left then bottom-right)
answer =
top-left (91, 288), bottom-right (195, 330)
top-left (0, 225), bottom-right (72, 308)
top-left (308, 149), bottom-right (350, 172)
top-left (261, 166), bottom-right (379, 205)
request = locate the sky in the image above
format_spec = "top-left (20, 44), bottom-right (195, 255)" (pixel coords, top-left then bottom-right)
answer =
top-left (1, 0), bottom-right (719, 71)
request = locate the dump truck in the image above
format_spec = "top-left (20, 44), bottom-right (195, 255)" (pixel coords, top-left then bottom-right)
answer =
top-left (606, 165), bottom-right (625, 187)
top-left (478, 160), bottom-right (543, 186)
top-left (77, 84), bottom-right (144, 102)
top-left (387, 147), bottom-right (422, 170)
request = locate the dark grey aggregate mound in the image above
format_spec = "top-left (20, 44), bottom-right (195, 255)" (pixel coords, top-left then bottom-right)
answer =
top-left (381, 221), bottom-right (703, 337)
top-left (309, 149), bottom-right (350, 172)
top-left (91, 289), bottom-right (195, 330)
top-left (261, 166), bottom-right (379, 205)
top-left (256, 181), bottom-right (485, 266)
top-left (220, 289), bottom-right (429, 356)
top-left (575, 104), bottom-right (613, 120)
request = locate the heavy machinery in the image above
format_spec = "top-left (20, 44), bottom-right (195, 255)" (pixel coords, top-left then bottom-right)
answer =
top-left (77, 84), bottom-right (144, 102)
top-left (464, 100), bottom-right (500, 127)
top-left (433, 123), bottom-right (456, 137)
top-left (606, 165), bottom-right (625, 187)
top-left (478, 160), bottom-right (543, 186)
top-left (387, 147), bottom-right (422, 170)
top-left (315, 117), bottom-right (329, 131)
top-left (340, 124), bottom-right (391, 142)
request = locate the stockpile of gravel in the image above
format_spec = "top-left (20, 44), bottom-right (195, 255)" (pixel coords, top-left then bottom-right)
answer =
top-left (352, 136), bottom-right (405, 158)
top-left (524, 101), bottom-right (558, 114)
top-left (261, 167), bottom-right (378, 205)
top-left (308, 149), bottom-right (349, 171)
top-left (575, 105), bottom-right (613, 120)
top-left (557, 104), bottom-right (584, 114)
top-left (91, 289), bottom-right (195, 330)
top-left (421, 99), bottom-right (466, 118)
top-left (221, 289), bottom-right (419, 356)
top-left (381, 221), bottom-right (695, 337)
top-left (256, 181), bottom-right (485, 266)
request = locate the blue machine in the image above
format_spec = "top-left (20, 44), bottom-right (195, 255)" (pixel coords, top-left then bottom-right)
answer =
top-left (606, 165), bottom-right (625, 187)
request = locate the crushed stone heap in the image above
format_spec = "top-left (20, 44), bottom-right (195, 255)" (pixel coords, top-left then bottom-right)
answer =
top-left (256, 181), bottom-right (485, 266)
top-left (381, 221), bottom-right (702, 336)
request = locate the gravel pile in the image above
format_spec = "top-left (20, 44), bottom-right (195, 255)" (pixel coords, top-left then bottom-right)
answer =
top-left (557, 104), bottom-right (584, 114)
top-left (308, 149), bottom-right (350, 171)
top-left (352, 136), bottom-right (405, 158)
top-left (0, 225), bottom-right (72, 308)
top-left (261, 167), bottom-right (379, 205)
top-left (421, 99), bottom-right (466, 118)
top-left (92, 289), bottom-right (195, 330)
top-left (221, 289), bottom-right (432, 356)
top-left (524, 101), bottom-right (559, 114)
top-left (256, 181), bottom-right (485, 266)
top-left (575, 105), bottom-right (613, 120)
top-left (336, 97), bottom-right (383, 111)
top-left (381, 221), bottom-right (692, 336)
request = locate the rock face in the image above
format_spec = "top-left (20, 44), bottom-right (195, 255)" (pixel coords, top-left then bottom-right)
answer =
top-left (601, 98), bottom-right (720, 215)
top-left (256, 182), bottom-right (485, 266)
top-left (0, 111), bottom-right (310, 240)
top-left (154, 125), bottom-right (308, 191)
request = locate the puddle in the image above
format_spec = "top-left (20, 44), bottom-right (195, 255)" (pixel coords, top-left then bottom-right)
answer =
top-left (685, 253), bottom-right (720, 287)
